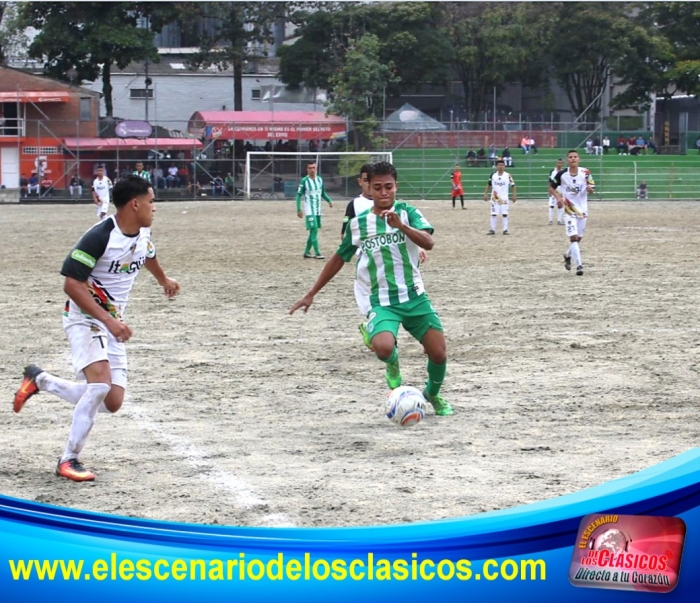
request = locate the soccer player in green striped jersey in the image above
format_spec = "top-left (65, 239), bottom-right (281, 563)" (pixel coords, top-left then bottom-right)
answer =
top-left (296, 161), bottom-right (334, 259)
top-left (290, 162), bottom-right (453, 416)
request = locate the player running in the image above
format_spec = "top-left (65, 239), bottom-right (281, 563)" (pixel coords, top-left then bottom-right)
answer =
top-left (290, 161), bottom-right (453, 416)
top-left (13, 176), bottom-right (180, 481)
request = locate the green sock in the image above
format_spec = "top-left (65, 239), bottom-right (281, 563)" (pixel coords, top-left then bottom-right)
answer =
top-left (304, 233), bottom-right (313, 254)
top-left (310, 228), bottom-right (320, 255)
top-left (380, 346), bottom-right (399, 365)
top-left (426, 359), bottom-right (446, 397)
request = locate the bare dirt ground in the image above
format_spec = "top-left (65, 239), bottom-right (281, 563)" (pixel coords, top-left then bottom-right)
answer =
top-left (1, 199), bottom-right (699, 528)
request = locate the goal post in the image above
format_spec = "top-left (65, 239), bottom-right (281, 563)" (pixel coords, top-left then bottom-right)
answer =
top-left (244, 151), bottom-right (393, 200)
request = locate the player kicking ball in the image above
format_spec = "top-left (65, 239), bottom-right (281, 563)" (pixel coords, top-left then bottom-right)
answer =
top-left (290, 162), bottom-right (452, 416)
top-left (549, 150), bottom-right (595, 276)
top-left (13, 176), bottom-right (180, 482)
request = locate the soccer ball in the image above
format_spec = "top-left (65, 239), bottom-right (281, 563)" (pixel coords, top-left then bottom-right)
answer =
top-left (385, 386), bottom-right (426, 428)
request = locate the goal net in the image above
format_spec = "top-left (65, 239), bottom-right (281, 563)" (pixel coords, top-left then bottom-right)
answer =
top-left (244, 151), bottom-right (393, 200)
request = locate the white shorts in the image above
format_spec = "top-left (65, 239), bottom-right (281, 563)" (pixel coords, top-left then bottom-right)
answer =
top-left (96, 199), bottom-right (109, 216)
top-left (63, 318), bottom-right (128, 388)
top-left (490, 201), bottom-right (509, 216)
top-left (564, 215), bottom-right (587, 238)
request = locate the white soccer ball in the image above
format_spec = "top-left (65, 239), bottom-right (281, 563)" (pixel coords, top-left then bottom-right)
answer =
top-left (385, 386), bottom-right (426, 428)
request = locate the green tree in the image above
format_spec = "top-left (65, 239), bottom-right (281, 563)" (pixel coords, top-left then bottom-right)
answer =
top-left (545, 2), bottom-right (659, 123)
top-left (438, 2), bottom-right (551, 119)
top-left (327, 33), bottom-right (399, 150)
top-left (613, 2), bottom-right (700, 112)
top-left (20, 2), bottom-right (176, 116)
top-left (278, 2), bottom-right (450, 110)
top-left (0, 1), bottom-right (30, 65)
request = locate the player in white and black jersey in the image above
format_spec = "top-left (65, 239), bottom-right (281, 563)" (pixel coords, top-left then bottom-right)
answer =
top-left (13, 175), bottom-right (180, 482)
top-left (549, 150), bottom-right (596, 276)
top-left (548, 158), bottom-right (565, 225)
top-left (92, 166), bottom-right (113, 220)
top-left (484, 159), bottom-right (516, 235)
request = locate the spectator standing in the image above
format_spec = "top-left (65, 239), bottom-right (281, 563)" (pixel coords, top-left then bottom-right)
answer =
top-left (19, 173), bottom-right (29, 198)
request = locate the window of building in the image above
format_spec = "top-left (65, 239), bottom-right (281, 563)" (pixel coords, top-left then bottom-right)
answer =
top-left (251, 89), bottom-right (261, 101)
top-left (130, 88), bottom-right (155, 99)
top-left (79, 97), bottom-right (92, 121)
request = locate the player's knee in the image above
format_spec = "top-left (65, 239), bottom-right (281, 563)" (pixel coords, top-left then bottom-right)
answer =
top-left (373, 341), bottom-right (395, 360)
top-left (428, 348), bottom-right (447, 364)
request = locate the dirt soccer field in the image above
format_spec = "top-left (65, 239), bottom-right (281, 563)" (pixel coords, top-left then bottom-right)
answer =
top-left (1, 199), bottom-right (698, 528)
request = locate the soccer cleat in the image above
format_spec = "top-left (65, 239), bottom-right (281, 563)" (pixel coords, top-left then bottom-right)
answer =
top-left (576, 265), bottom-right (584, 276)
top-left (56, 458), bottom-right (95, 482)
top-left (385, 358), bottom-right (402, 390)
top-left (423, 389), bottom-right (454, 416)
top-left (563, 253), bottom-right (571, 271)
top-left (548, 220), bottom-right (553, 225)
top-left (303, 253), bottom-right (313, 259)
top-left (13, 364), bottom-right (43, 413)
top-left (315, 255), bottom-right (325, 260)
top-left (487, 230), bottom-right (495, 235)
top-left (557, 220), bottom-right (565, 225)
top-left (359, 323), bottom-right (373, 350)
top-left (503, 230), bottom-right (509, 235)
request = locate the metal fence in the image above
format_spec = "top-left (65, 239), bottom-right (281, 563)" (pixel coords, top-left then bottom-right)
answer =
top-left (1, 118), bottom-right (698, 201)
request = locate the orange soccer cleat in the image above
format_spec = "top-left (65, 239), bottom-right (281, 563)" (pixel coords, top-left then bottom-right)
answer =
top-left (13, 364), bottom-right (43, 413)
top-left (56, 458), bottom-right (96, 482)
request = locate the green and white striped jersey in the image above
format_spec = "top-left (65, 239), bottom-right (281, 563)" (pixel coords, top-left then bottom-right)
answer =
top-left (296, 175), bottom-right (330, 216)
top-left (337, 202), bottom-right (433, 308)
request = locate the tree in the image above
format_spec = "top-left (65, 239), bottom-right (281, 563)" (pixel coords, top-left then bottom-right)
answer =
top-left (0, 1), bottom-right (30, 65)
top-left (326, 33), bottom-right (399, 150)
top-left (437, 2), bottom-right (552, 119)
top-left (278, 2), bottom-right (450, 106)
top-left (545, 2), bottom-right (661, 123)
top-left (613, 1), bottom-right (700, 111)
top-left (19, 2), bottom-right (176, 116)
top-left (178, 2), bottom-right (294, 113)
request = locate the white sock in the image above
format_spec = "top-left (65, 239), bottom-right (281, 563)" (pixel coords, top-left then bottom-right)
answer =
top-left (502, 216), bottom-right (509, 231)
top-left (37, 372), bottom-right (109, 412)
top-left (548, 207), bottom-right (554, 221)
top-left (558, 207), bottom-right (564, 222)
top-left (61, 383), bottom-right (111, 462)
top-left (490, 215), bottom-right (497, 231)
top-left (570, 241), bottom-right (582, 266)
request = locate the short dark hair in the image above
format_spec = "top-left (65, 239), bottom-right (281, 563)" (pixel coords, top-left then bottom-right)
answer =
top-left (367, 161), bottom-right (397, 183)
top-left (567, 149), bottom-right (578, 155)
top-left (307, 161), bottom-right (316, 167)
top-left (359, 163), bottom-right (373, 178)
top-left (113, 175), bottom-right (152, 208)
top-left (496, 159), bottom-right (505, 165)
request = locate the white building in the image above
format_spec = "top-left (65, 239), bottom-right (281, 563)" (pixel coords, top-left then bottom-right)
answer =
top-left (84, 50), bottom-right (325, 132)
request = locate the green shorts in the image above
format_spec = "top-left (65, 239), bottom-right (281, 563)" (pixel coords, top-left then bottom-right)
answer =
top-left (366, 294), bottom-right (443, 343)
top-left (305, 215), bottom-right (321, 230)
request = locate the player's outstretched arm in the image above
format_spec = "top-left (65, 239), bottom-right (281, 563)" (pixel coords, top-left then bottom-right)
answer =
top-left (289, 253), bottom-right (345, 315)
top-left (145, 257), bottom-right (180, 299)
